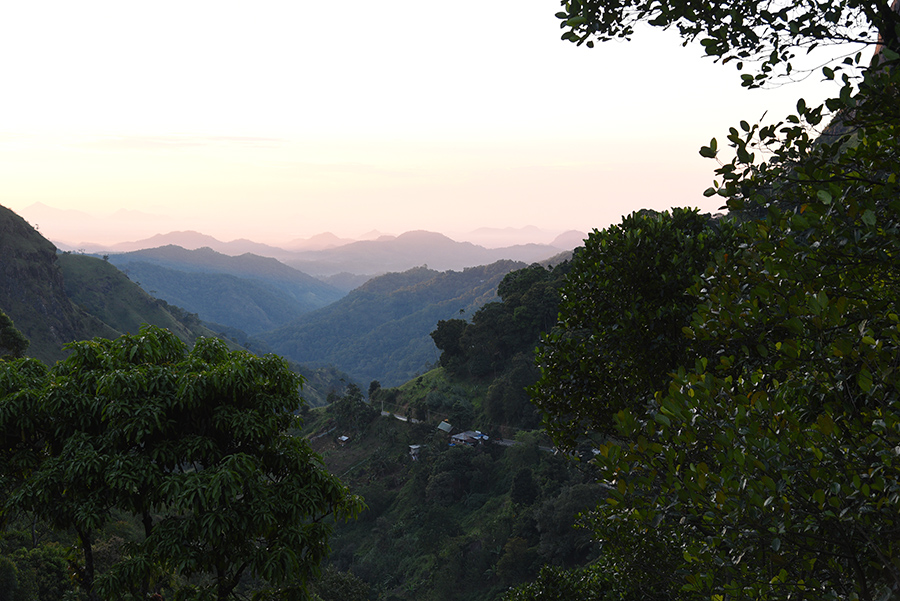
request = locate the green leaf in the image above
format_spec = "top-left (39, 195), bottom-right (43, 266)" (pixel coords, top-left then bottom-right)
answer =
top-left (857, 368), bottom-right (873, 392)
top-left (861, 210), bottom-right (876, 226)
top-left (699, 139), bottom-right (718, 158)
top-left (816, 414), bottom-right (834, 436)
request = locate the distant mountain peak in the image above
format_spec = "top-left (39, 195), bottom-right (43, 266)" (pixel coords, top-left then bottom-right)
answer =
top-left (396, 230), bottom-right (454, 242)
top-left (359, 229), bottom-right (390, 240)
top-left (550, 230), bottom-right (588, 249)
top-left (110, 231), bottom-right (224, 252)
top-left (285, 231), bottom-right (354, 251)
top-left (455, 225), bottom-right (565, 248)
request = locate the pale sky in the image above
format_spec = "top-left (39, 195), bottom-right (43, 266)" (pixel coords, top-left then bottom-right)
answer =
top-left (0, 1), bottom-right (856, 246)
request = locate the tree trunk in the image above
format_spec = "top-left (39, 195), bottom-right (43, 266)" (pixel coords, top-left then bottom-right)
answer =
top-left (76, 526), bottom-right (100, 601)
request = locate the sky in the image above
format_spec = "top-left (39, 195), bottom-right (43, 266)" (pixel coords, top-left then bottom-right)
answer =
top-left (0, 1), bottom-right (858, 247)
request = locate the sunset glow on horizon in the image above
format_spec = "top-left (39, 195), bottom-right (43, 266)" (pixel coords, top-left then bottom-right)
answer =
top-left (0, 0), bottom-right (856, 247)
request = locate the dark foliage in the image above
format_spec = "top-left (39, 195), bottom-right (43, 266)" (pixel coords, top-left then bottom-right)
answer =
top-left (0, 311), bottom-right (28, 360)
top-left (531, 208), bottom-right (734, 448)
top-left (433, 263), bottom-right (570, 383)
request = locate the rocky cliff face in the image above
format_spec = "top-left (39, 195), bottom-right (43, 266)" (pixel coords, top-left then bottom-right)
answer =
top-left (0, 204), bottom-right (116, 364)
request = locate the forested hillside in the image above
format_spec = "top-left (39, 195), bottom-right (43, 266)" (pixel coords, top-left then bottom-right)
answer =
top-left (107, 245), bottom-right (344, 334)
top-left (0, 205), bottom-right (118, 363)
top-left (0, 203), bottom-right (265, 367)
top-left (258, 261), bottom-right (527, 387)
top-left (298, 260), bottom-right (592, 601)
top-left (57, 253), bottom-right (215, 343)
top-left (0, 249), bottom-right (577, 601)
top-left (307, 404), bottom-right (604, 601)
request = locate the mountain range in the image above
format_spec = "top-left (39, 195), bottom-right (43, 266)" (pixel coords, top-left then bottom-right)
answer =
top-left (98, 229), bottom-right (580, 278)
top-left (16, 203), bottom-right (585, 276)
top-left (0, 204), bottom-right (220, 364)
top-left (1, 201), bottom-right (578, 396)
top-left (105, 246), bottom-right (346, 334)
top-left (0, 204), bottom-right (359, 405)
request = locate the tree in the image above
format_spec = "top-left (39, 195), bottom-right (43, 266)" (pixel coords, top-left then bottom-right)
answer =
top-left (503, 564), bottom-right (608, 601)
top-left (509, 468), bottom-right (540, 506)
top-left (495, 538), bottom-right (539, 585)
top-left (310, 565), bottom-right (370, 601)
top-left (6, 543), bottom-right (79, 601)
top-left (531, 208), bottom-right (733, 448)
top-left (0, 357), bottom-right (47, 533)
top-left (431, 263), bottom-right (571, 381)
top-left (2, 326), bottom-right (362, 601)
top-left (529, 37), bottom-right (900, 600)
top-left (484, 355), bottom-right (541, 429)
top-left (555, 0), bottom-right (900, 87)
top-left (590, 96), bottom-right (900, 596)
top-left (430, 318), bottom-right (469, 372)
top-left (0, 311), bottom-right (28, 360)
top-left (526, 0), bottom-right (900, 596)
top-left (0, 556), bottom-right (23, 601)
top-left (327, 382), bottom-right (377, 432)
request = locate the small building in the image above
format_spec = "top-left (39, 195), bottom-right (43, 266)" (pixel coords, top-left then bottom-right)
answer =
top-left (409, 444), bottom-right (422, 460)
top-left (337, 435), bottom-right (350, 446)
top-left (437, 420), bottom-right (453, 434)
top-left (450, 430), bottom-right (489, 447)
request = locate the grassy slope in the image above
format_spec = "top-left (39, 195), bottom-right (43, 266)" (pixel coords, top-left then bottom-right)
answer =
top-left (59, 253), bottom-right (204, 341)
top-left (0, 205), bottom-right (119, 364)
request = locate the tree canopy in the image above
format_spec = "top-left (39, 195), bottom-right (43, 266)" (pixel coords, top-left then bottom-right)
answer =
top-left (518, 100), bottom-right (900, 596)
top-left (516, 1), bottom-right (900, 599)
top-left (531, 208), bottom-right (733, 448)
top-left (556, 0), bottom-right (900, 86)
top-left (0, 310), bottom-right (29, 360)
top-left (585, 89), bottom-right (900, 595)
top-left (1, 326), bottom-right (362, 601)
top-left (432, 263), bottom-right (570, 382)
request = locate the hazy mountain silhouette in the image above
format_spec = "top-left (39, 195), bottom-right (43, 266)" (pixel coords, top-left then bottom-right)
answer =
top-left (104, 231), bottom-right (300, 259)
top-left (550, 230), bottom-right (588, 249)
top-left (283, 232), bottom-right (355, 251)
top-left (283, 230), bottom-right (571, 276)
top-left (457, 225), bottom-right (552, 247)
top-left (106, 246), bottom-right (344, 334)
